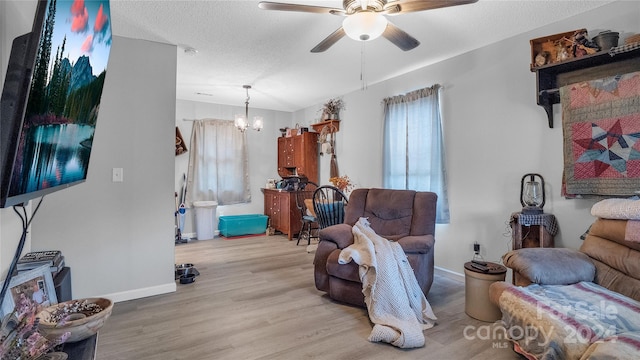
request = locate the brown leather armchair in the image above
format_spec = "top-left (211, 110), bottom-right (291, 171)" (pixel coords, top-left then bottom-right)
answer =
top-left (313, 188), bottom-right (438, 307)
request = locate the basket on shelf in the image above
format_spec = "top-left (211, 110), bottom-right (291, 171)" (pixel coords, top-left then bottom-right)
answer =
top-left (625, 34), bottom-right (640, 45)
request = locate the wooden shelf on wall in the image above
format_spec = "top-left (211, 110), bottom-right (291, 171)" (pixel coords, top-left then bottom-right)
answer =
top-left (311, 119), bottom-right (340, 134)
top-left (532, 46), bottom-right (640, 128)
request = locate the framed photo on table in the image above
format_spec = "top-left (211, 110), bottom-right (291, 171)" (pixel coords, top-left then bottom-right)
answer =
top-left (1, 264), bottom-right (57, 317)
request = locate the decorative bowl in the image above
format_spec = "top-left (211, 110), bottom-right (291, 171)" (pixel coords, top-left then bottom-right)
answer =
top-left (37, 298), bottom-right (113, 343)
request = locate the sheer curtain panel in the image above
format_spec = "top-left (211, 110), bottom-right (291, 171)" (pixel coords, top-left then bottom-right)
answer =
top-left (383, 84), bottom-right (450, 223)
top-left (186, 119), bottom-right (250, 206)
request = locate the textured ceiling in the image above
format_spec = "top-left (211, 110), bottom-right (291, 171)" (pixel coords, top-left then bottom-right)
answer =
top-left (109, 0), bottom-right (615, 112)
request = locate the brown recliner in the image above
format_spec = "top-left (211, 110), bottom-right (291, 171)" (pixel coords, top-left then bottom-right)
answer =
top-left (313, 188), bottom-right (438, 307)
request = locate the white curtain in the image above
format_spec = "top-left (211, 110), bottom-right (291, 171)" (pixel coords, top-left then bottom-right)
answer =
top-left (186, 119), bottom-right (250, 206)
top-left (383, 84), bottom-right (450, 223)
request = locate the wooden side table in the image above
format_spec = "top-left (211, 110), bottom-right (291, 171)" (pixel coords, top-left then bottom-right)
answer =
top-left (510, 212), bottom-right (557, 250)
top-left (464, 262), bottom-right (507, 322)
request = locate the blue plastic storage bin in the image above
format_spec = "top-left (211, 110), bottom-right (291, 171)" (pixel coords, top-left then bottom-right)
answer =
top-left (218, 214), bottom-right (268, 237)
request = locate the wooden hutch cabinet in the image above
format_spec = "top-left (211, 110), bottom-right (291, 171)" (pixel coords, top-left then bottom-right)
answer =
top-left (265, 131), bottom-right (319, 240)
top-left (277, 132), bottom-right (318, 184)
top-left (263, 188), bottom-right (314, 240)
top-left (264, 189), bottom-right (299, 240)
top-left (277, 136), bottom-right (294, 174)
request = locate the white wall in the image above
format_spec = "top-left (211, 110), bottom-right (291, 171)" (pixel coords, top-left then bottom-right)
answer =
top-left (175, 100), bottom-right (293, 236)
top-left (0, 0), bottom-right (178, 301)
top-left (29, 35), bottom-right (177, 301)
top-left (296, 1), bottom-right (640, 274)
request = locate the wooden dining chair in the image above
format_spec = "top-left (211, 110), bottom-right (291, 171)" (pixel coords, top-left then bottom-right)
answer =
top-left (312, 185), bottom-right (348, 230)
top-left (295, 181), bottom-right (319, 245)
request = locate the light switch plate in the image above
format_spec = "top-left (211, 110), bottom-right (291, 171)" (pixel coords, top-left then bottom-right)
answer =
top-left (112, 168), bottom-right (123, 182)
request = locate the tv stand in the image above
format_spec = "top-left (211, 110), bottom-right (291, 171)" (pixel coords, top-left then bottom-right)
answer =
top-left (53, 266), bottom-right (72, 301)
top-left (60, 334), bottom-right (98, 360)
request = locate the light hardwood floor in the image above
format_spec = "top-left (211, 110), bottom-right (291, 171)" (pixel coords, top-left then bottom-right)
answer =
top-left (96, 235), bottom-right (523, 360)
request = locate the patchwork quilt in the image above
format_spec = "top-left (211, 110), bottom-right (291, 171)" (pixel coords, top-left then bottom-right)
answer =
top-left (561, 71), bottom-right (640, 197)
top-left (498, 281), bottom-right (640, 359)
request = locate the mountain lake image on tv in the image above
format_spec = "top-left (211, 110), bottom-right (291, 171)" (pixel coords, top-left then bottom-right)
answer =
top-left (1, 0), bottom-right (112, 207)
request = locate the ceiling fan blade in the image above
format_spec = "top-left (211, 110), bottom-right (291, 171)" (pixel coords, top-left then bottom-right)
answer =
top-left (311, 27), bottom-right (346, 53)
top-left (384, 0), bottom-right (478, 15)
top-left (258, 1), bottom-right (345, 15)
top-left (382, 22), bottom-right (420, 51)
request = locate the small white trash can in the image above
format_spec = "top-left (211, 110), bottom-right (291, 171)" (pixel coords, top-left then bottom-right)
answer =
top-left (193, 201), bottom-right (218, 240)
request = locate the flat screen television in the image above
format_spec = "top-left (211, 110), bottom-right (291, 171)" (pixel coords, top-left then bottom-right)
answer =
top-left (1, 0), bottom-right (112, 208)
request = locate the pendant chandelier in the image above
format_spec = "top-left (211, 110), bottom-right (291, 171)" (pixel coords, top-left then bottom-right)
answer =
top-left (235, 85), bottom-right (263, 132)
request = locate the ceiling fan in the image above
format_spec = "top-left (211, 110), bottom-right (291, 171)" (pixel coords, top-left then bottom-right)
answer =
top-left (258, 0), bottom-right (478, 52)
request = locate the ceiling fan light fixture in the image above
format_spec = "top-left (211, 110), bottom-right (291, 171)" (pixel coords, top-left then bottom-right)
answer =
top-left (343, 12), bottom-right (388, 41)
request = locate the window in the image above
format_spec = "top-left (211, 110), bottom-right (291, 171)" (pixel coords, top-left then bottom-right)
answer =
top-left (383, 84), bottom-right (450, 223)
top-left (186, 119), bottom-right (250, 205)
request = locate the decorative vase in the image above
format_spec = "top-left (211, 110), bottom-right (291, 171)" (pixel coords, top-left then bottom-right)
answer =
top-left (323, 112), bottom-right (339, 121)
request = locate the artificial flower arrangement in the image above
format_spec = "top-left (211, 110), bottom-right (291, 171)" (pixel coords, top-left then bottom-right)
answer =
top-left (0, 294), bottom-right (69, 360)
top-left (319, 97), bottom-right (346, 120)
top-left (329, 175), bottom-right (354, 193)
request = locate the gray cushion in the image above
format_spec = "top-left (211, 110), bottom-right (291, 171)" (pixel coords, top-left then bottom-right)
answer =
top-left (503, 248), bottom-right (595, 285)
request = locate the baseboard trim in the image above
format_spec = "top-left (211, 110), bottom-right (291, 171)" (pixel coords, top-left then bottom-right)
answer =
top-left (99, 282), bottom-right (176, 303)
top-left (435, 265), bottom-right (464, 283)
top-left (180, 231), bottom-right (220, 241)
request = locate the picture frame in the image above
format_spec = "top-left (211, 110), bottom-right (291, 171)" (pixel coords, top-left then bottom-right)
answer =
top-left (1, 264), bottom-right (57, 317)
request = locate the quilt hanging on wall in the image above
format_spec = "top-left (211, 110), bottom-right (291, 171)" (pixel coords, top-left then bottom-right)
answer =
top-left (561, 70), bottom-right (640, 197)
